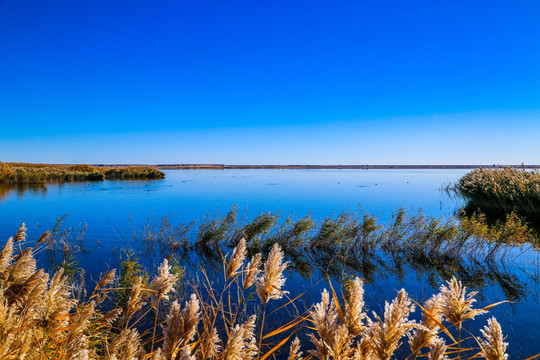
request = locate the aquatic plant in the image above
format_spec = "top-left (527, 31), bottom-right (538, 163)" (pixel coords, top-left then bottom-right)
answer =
top-left (451, 167), bottom-right (540, 220)
top-left (0, 226), bottom-right (515, 359)
top-left (0, 161), bottom-right (164, 184)
top-left (112, 206), bottom-right (537, 300)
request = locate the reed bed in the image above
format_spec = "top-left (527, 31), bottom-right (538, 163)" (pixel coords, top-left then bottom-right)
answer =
top-left (0, 162), bottom-right (164, 184)
top-left (451, 167), bottom-right (540, 219)
top-left (118, 208), bottom-right (535, 305)
top-left (0, 225), bottom-right (516, 359)
top-left (129, 208), bottom-right (535, 264)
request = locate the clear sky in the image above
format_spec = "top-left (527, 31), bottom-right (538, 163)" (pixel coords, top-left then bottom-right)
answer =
top-left (1, 0), bottom-right (539, 164)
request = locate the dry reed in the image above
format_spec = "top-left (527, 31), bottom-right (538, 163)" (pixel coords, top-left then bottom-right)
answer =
top-left (0, 224), bottom-right (515, 360)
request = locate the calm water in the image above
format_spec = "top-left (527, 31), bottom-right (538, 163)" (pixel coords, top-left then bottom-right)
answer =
top-left (0, 169), bottom-right (464, 241)
top-left (0, 169), bottom-right (539, 358)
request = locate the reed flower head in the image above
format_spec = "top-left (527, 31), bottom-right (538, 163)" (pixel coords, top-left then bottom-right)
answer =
top-left (223, 315), bottom-right (257, 360)
top-left (308, 289), bottom-right (334, 358)
top-left (64, 301), bottom-right (96, 359)
top-left (6, 248), bottom-right (36, 286)
top-left (243, 253), bottom-right (261, 290)
top-left (13, 223), bottom-right (27, 243)
top-left (151, 259), bottom-right (178, 300)
top-left (427, 338), bottom-right (448, 360)
top-left (308, 288), bottom-right (353, 359)
top-left (38, 268), bottom-right (75, 330)
top-left (108, 328), bottom-right (144, 360)
top-left (226, 237), bottom-right (246, 279)
top-left (102, 308), bottom-right (123, 326)
top-left (365, 289), bottom-right (418, 360)
top-left (37, 230), bottom-right (50, 244)
top-left (256, 243), bottom-right (288, 304)
top-left (439, 277), bottom-right (486, 330)
top-left (201, 327), bottom-right (221, 359)
top-left (344, 277), bottom-right (367, 336)
top-left (162, 294), bottom-right (201, 359)
top-left (408, 293), bottom-right (443, 355)
top-left (0, 238), bottom-right (13, 273)
top-left (96, 269), bottom-right (117, 290)
top-left (479, 317), bottom-right (508, 360)
top-left (150, 348), bottom-right (164, 360)
top-left (288, 337), bottom-right (303, 360)
top-left (126, 276), bottom-right (145, 323)
top-left (178, 346), bottom-right (196, 360)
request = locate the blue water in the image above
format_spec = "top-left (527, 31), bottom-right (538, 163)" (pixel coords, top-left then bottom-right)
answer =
top-left (0, 169), bottom-right (538, 358)
top-left (0, 169), bottom-right (464, 242)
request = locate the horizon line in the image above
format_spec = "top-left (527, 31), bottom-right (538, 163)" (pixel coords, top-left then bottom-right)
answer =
top-left (91, 164), bottom-right (540, 170)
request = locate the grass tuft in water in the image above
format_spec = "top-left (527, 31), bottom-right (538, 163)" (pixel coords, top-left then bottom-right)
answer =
top-left (450, 167), bottom-right (540, 221)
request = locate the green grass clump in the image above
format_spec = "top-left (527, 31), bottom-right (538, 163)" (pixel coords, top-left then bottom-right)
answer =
top-left (452, 167), bottom-right (540, 219)
top-left (0, 162), bottom-right (164, 184)
top-left (101, 166), bottom-right (165, 180)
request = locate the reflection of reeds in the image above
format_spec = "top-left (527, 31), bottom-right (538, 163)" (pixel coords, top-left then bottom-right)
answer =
top-left (0, 227), bottom-right (512, 359)
top-left (132, 207), bottom-right (535, 270)
top-left (0, 161), bottom-right (164, 184)
top-left (112, 208), bottom-right (536, 308)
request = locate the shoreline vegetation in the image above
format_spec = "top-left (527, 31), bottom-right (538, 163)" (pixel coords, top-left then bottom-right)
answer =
top-left (117, 207), bottom-right (536, 302)
top-left (0, 223), bottom-right (512, 360)
top-left (450, 167), bottom-right (540, 221)
top-left (37, 206), bottom-right (539, 303)
top-left (0, 162), bottom-right (165, 184)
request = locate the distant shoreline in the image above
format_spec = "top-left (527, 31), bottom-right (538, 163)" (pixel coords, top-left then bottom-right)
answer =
top-left (91, 164), bottom-right (540, 170)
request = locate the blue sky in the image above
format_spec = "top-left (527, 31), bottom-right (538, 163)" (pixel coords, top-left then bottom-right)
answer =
top-left (1, 0), bottom-right (539, 164)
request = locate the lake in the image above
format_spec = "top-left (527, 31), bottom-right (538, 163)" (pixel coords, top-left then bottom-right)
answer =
top-left (0, 169), bottom-right (464, 240)
top-left (0, 169), bottom-right (538, 358)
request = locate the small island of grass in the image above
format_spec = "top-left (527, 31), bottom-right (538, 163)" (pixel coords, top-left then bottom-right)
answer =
top-left (452, 167), bottom-right (540, 219)
top-left (0, 162), bottom-right (165, 184)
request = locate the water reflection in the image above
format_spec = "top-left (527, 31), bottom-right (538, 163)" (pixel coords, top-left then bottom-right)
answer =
top-left (158, 243), bottom-right (535, 305)
top-left (0, 183), bottom-right (48, 201)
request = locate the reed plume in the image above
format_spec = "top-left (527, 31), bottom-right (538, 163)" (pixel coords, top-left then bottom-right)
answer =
top-left (226, 237), bottom-right (246, 280)
top-left (151, 259), bottom-right (178, 301)
top-left (256, 243), bottom-right (289, 304)
top-left (365, 289), bottom-right (418, 360)
top-left (439, 277), bottom-right (486, 330)
top-left (178, 347), bottom-right (196, 360)
top-left (243, 253), bottom-right (261, 290)
top-left (162, 294), bottom-right (201, 359)
top-left (0, 237), bottom-right (13, 272)
top-left (308, 289), bottom-right (354, 359)
top-left (287, 337), bottom-right (303, 360)
top-left (107, 328), bottom-right (144, 360)
top-left (37, 230), bottom-right (50, 244)
top-left (222, 315), bottom-right (258, 360)
top-left (200, 327), bottom-right (221, 359)
top-left (479, 317), bottom-right (508, 360)
top-left (439, 276), bottom-right (487, 359)
top-left (427, 338), bottom-right (448, 360)
top-left (125, 276), bottom-right (145, 326)
top-left (408, 294), bottom-right (443, 356)
top-left (13, 223), bottom-right (27, 243)
top-left (344, 277), bottom-right (367, 336)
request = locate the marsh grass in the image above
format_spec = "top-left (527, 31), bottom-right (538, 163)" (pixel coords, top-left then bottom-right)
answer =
top-left (450, 167), bottom-right (540, 222)
top-left (0, 162), bottom-right (164, 184)
top-left (129, 207), bottom-right (535, 268)
top-left (0, 227), bottom-right (515, 359)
